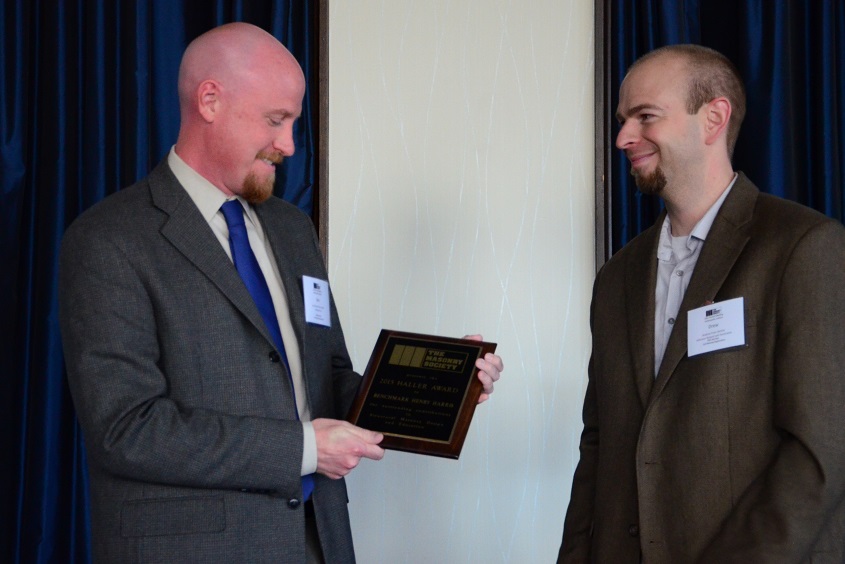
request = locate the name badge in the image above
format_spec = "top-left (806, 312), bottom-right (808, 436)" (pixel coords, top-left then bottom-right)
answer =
top-left (687, 297), bottom-right (745, 357)
top-left (303, 275), bottom-right (331, 327)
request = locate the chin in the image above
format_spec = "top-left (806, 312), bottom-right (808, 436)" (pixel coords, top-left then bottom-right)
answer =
top-left (632, 167), bottom-right (667, 196)
top-left (242, 172), bottom-right (275, 204)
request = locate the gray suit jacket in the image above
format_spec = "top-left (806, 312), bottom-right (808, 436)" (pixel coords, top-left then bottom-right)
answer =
top-left (560, 174), bottom-right (845, 563)
top-left (59, 161), bottom-right (362, 563)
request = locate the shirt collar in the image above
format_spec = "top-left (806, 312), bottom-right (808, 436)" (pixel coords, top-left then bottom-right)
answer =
top-left (689, 172), bottom-right (738, 243)
top-left (656, 172), bottom-right (738, 261)
top-left (656, 217), bottom-right (675, 262)
top-left (168, 147), bottom-right (255, 223)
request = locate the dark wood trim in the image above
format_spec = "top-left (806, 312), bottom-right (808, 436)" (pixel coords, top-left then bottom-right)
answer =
top-left (595, 0), bottom-right (612, 269)
top-left (316, 0), bottom-right (330, 261)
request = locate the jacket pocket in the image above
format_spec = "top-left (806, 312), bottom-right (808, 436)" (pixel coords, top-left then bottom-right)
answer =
top-left (121, 495), bottom-right (226, 537)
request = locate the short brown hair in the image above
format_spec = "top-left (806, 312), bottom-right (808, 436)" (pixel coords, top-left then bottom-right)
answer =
top-left (632, 44), bottom-right (746, 158)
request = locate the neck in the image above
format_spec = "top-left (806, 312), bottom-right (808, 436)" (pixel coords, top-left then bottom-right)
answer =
top-left (664, 167), bottom-right (735, 236)
top-left (174, 131), bottom-right (235, 198)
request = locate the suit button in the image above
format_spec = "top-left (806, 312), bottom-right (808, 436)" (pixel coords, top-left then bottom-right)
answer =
top-left (628, 524), bottom-right (639, 537)
top-left (269, 351), bottom-right (281, 362)
top-left (288, 498), bottom-right (301, 509)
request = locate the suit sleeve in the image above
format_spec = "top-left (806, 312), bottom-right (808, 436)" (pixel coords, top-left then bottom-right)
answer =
top-left (59, 213), bottom-right (326, 498)
top-left (558, 275), bottom-right (602, 563)
top-left (699, 220), bottom-right (845, 561)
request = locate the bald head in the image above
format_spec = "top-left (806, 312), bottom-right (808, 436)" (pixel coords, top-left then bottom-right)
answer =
top-left (178, 23), bottom-right (303, 118)
top-left (173, 23), bottom-right (307, 203)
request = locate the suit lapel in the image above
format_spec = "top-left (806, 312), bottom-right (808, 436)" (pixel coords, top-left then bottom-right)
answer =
top-left (649, 174), bottom-right (758, 403)
top-left (253, 204), bottom-right (309, 340)
top-left (253, 203), bottom-right (314, 380)
top-left (148, 162), bottom-right (276, 349)
top-left (625, 219), bottom-right (662, 409)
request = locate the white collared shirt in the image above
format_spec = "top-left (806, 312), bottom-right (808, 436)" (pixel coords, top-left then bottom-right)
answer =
top-left (654, 174), bottom-right (738, 376)
top-left (168, 147), bottom-right (317, 475)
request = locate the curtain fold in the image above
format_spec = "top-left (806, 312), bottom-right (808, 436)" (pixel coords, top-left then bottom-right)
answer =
top-left (1, 2), bottom-right (315, 562)
top-left (610, 0), bottom-right (845, 253)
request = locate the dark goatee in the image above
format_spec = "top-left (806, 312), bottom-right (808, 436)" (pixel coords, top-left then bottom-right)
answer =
top-left (632, 165), bottom-right (667, 196)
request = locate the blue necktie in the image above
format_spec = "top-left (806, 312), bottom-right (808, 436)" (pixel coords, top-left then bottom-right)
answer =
top-left (220, 200), bottom-right (314, 501)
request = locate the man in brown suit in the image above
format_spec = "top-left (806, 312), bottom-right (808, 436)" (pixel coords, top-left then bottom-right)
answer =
top-left (559, 44), bottom-right (845, 563)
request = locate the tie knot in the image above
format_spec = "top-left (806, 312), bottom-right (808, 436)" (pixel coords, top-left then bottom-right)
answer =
top-left (220, 200), bottom-right (246, 229)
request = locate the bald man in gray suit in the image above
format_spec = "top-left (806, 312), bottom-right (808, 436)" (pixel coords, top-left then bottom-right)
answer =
top-left (59, 23), bottom-right (502, 563)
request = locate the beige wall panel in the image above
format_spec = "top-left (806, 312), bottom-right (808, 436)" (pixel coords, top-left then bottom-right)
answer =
top-left (328, 1), bottom-right (595, 560)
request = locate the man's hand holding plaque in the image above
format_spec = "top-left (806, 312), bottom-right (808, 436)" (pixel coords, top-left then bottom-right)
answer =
top-left (346, 330), bottom-right (502, 459)
top-left (463, 333), bottom-right (504, 404)
top-left (312, 419), bottom-right (385, 479)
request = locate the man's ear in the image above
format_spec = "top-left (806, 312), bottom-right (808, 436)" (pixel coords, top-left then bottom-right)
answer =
top-left (197, 80), bottom-right (220, 123)
top-left (703, 97), bottom-right (731, 147)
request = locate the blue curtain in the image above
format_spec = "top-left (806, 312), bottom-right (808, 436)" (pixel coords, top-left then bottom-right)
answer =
top-left (0, 1), bottom-right (316, 561)
top-left (610, 0), bottom-right (845, 253)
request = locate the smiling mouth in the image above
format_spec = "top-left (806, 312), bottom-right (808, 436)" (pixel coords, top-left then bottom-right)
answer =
top-left (627, 152), bottom-right (657, 171)
top-left (257, 152), bottom-right (283, 166)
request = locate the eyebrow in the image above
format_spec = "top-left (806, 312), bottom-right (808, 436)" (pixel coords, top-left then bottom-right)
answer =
top-left (264, 109), bottom-right (299, 119)
top-left (615, 103), bottom-right (662, 123)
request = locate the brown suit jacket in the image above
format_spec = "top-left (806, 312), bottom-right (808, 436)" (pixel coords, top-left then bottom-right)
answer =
top-left (560, 174), bottom-right (845, 563)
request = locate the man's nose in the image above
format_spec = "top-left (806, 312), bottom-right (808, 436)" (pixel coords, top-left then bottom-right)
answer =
top-left (274, 125), bottom-right (296, 157)
top-left (615, 120), bottom-right (638, 150)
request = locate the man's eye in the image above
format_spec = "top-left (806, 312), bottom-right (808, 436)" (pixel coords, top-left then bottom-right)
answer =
top-left (268, 118), bottom-right (282, 126)
top-left (640, 113), bottom-right (655, 122)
